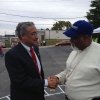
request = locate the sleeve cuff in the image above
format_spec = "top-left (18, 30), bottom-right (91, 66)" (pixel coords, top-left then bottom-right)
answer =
top-left (45, 79), bottom-right (48, 86)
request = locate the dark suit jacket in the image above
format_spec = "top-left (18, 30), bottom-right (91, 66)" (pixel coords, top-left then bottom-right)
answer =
top-left (5, 43), bottom-right (45, 100)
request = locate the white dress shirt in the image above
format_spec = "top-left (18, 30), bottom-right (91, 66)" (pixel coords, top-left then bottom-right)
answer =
top-left (21, 43), bottom-right (48, 86)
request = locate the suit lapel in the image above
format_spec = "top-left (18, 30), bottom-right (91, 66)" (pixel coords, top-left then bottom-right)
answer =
top-left (17, 43), bottom-right (40, 76)
top-left (18, 43), bottom-right (44, 79)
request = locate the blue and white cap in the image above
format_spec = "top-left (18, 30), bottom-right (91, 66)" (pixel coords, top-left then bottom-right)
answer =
top-left (63, 20), bottom-right (94, 38)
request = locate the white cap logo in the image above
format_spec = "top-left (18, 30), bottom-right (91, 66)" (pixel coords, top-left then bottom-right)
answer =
top-left (71, 26), bottom-right (78, 30)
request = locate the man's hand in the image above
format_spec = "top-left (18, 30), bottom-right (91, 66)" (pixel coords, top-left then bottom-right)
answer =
top-left (48, 76), bottom-right (59, 89)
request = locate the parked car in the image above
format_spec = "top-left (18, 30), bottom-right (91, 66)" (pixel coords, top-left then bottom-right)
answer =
top-left (55, 40), bottom-right (71, 46)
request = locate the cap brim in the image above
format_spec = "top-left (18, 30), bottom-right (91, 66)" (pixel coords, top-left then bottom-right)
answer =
top-left (63, 28), bottom-right (77, 38)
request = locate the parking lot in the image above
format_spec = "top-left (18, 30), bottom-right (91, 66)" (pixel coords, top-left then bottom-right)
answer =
top-left (0, 45), bottom-right (72, 100)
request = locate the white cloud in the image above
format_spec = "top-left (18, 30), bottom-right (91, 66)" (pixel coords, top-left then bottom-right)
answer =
top-left (0, 0), bottom-right (91, 35)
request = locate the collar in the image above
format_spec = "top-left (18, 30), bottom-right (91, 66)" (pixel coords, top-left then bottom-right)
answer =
top-left (21, 42), bottom-right (31, 52)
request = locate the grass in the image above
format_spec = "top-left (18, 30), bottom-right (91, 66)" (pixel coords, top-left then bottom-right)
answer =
top-left (45, 39), bottom-right (66, 46)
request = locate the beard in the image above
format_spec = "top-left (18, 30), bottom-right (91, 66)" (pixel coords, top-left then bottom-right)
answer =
top-left (71, 44), bottom-right (79, 51)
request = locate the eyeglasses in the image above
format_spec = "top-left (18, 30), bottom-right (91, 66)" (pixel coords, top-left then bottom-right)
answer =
top-left (32, 32), bottom-right (38, 36)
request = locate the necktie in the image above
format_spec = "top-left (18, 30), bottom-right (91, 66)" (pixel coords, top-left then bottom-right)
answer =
top-left (30, 47), bottom-right (39, 74)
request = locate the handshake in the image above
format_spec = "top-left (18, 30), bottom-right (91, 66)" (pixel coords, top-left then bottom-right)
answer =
top-left (47, 76), bottom-right (59, 89)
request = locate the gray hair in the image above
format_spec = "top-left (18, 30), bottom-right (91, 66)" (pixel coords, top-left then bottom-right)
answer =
top-left (15, 22), bottom-right (34, 39)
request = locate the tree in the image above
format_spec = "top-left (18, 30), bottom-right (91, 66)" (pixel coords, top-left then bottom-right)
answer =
top-left (51, 21), bottom-right (72, 30)
top-left (86, 0), bottom-right (100, 28)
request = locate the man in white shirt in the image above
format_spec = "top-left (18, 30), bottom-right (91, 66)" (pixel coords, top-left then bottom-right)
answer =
top-left (49, 20), bottom-right (100, 100)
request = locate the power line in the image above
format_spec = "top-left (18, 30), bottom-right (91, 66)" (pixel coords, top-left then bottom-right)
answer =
top-left (0, 19), bottom-right (17, 23)
top-left (0, 19), bottom-right (53, 25)
top-left (0, 12), bottom-right (39, 19)
top-left (0, 12), bottom-right (86, 19)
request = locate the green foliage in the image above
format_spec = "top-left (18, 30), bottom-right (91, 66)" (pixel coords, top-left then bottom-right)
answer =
top-left (51, 21), bottom-right (72, 30)
top-left (92, 34), bottom-right (100, 43)
top-left (45, 39), bottom-right (64, 45)
top-left (86, 0), bottom-right (100, 28)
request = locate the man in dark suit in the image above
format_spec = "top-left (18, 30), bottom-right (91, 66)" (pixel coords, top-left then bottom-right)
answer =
top-left (5, 22), bottom-right (57, 100)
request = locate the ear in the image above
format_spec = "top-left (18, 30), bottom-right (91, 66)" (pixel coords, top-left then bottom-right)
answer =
top-left (21, 35), bottom-right (26, 41)
top-left (84, 35), bottom-right (92, 43)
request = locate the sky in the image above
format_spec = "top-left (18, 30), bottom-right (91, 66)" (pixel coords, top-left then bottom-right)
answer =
top-left (0, 0), bottom-right (92, 35)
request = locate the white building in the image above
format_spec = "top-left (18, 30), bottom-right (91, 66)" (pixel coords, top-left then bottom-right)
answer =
top-left (38, 29), bottom-right (70, 41)
top-left (44, 30), bottom-right (70, 40)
